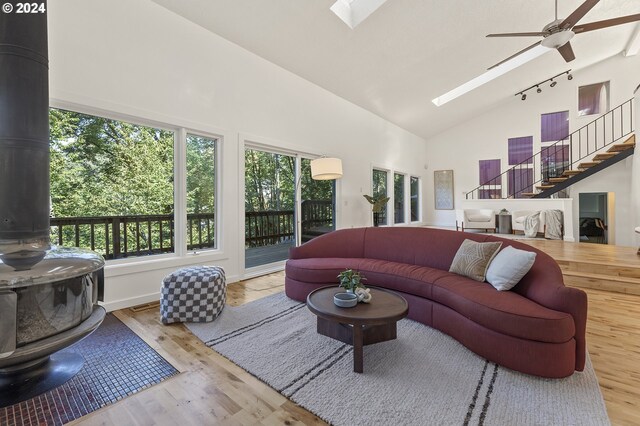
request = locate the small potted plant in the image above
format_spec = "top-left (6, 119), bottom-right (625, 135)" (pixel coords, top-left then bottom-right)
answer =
top-left (337, 269), bottom-right (366, 293)
top-left (363, 194), bottom-right (390, 226)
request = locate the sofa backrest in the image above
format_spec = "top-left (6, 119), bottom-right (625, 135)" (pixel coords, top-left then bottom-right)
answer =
top-left (290, 226), bottom-right (564, 295)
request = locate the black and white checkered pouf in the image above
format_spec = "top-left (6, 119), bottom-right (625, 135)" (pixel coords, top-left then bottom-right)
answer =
top-left (160, 266), bottom-right (226, 324)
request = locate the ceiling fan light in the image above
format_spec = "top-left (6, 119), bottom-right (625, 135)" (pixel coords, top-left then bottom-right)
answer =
top-left (541, 31), bottom-right (574, 49)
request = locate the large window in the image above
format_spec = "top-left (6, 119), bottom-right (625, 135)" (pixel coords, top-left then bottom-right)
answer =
top-left (372, 169), bottom-right (388, 225)
top-left (394, 173), bottom-right (405, 224)
top-left (49, 108), bottom-right (175, 259)
top-left (479, 159), bottom-right (501, 199)
top-left (186, 134), bottom-right (217, 250)
top-left (410, 176), bottom-right (420, 222)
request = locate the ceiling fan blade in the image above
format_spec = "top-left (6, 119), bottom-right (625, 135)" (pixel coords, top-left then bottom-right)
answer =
top-left (573, 14), bottom-right (640, 34)
top-left (560, 0), bottom-right (599, 30)
top-left (557, 41), bottom-right (576, 62)
top-left (486, 32), bottom-right (548, 38)
top-left (488, 41), bottom-right (542, 70)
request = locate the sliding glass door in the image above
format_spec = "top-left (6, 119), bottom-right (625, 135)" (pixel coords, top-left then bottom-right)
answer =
top-left (244, 148), bottom-right (336, 269)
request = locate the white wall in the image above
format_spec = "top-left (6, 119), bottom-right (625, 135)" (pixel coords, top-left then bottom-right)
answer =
top-left (47, 0), bottom-right (428, 310)
top-left (633, 94), bottom-right (640, 247)
top-left (425, 53), bottom-right (640, 247)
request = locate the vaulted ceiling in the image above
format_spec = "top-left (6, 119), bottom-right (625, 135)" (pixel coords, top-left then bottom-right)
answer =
top-left (152, 0), bottom-right (640, 139)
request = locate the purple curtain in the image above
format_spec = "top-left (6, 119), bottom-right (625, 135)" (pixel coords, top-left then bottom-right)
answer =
top-left (508, 136), bottom-right (533, 165)
top-left (541, 111), bottom-right (569, 142)
top-left (507, 168), bottom-right (533, 198)
top-left (479, 159), bottom-right (501, 185)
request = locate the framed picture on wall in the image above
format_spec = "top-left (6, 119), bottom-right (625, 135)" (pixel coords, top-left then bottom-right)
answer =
top-left (434, 170), bottom-right (454, 210)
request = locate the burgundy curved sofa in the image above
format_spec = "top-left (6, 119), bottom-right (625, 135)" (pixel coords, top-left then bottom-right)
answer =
top-left (285, 227), bottom-right (587, 378)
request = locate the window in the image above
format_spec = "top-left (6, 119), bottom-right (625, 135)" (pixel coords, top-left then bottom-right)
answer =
top-left (479, 159), bottom-right (501, 199)
top-left (507, 168), bottom-right (533, 198)
top-left (578, 82), bottom-right (609, 116)
top-left (49, 108), bottom-right (175, 259)
top-left (508, 136), bottom-right (533, 165)
top-left (410, 176), bottom-right (420, 222)
top-left (186, 134), bottom-right (217, 250)
top-left (541, 111), bottom-right (569, 142)
top-left (394, 173), bottom-right (405, 224)
top-left (541, 144), bottom-right (570, 181)
top-left (372, 169), bottom-right (388, 225)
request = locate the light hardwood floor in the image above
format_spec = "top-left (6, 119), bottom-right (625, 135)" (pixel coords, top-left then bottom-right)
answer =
top-left (72, 244), bottom-right (640, 426)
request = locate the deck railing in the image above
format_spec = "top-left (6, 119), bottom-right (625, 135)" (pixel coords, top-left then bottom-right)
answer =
top-left (465, 98), bottom-right (634, 199)
top-left (50, 213), bottom-right (215, 259)
top-left (50, 200), bottom-right (335, 258)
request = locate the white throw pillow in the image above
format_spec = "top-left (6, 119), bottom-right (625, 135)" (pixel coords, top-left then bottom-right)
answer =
top-left (514, 216), bottom-right (525, 224)
top-left (486, 246), bottom-right (536, 291)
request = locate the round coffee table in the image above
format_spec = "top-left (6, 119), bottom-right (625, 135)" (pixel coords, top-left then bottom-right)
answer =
top-left (306, 286), bottom-right (408, 373)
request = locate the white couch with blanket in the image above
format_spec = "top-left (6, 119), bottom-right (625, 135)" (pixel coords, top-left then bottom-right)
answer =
top-left (512, 210), bottom-right (546, 236)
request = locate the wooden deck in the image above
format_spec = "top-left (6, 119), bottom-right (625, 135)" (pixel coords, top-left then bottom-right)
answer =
top-left (245, 241), bottom-right (294, 269)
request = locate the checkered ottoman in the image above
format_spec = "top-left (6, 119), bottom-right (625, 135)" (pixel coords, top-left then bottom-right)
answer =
top-left (160, 266), bottom-right (226, 324)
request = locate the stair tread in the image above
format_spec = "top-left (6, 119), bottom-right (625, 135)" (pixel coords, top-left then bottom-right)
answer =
top-left (578, 161), bottom-right (600, 169)
top-left (520, 193), bottom-right (536, 197)
top-left (548, 177), bottom-right (568, 183)
top-left (536, 185), bottom-right (554, 189)
top-left (593, 153), bottom-right (617, 160)
top-left (562, 170), bottom-right (581, 176)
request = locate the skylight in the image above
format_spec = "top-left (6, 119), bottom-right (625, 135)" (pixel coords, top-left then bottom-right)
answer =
top-left (432, 45), bottom-right (551, 107)
top-left (330, 0), bottom-right (387, 29)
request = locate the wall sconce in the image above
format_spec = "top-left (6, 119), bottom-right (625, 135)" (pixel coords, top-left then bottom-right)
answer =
top-left (516, 69), bottom-right (571, 101)
top-left (310, 157), bottom-right (343, 180)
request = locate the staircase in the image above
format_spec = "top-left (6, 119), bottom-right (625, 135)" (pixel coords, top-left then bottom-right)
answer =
top-left (466, 98), bottom-right (635, 200)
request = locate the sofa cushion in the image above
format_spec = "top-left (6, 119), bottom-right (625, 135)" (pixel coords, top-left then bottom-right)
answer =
top-left (285, 258), bottom-right (365, 284)
top-left (514, 216), bottom-right (526, 223)
top-left (486, 246), bottom-right (536, 291)
top-left (287, 257), bottom-right (451, 300)
top-left (467, 214), bottom-right (492, 222)
top-left (432, 275), bottom-right (575, 343)
top-left (449, 239), bottom-right (502, 282)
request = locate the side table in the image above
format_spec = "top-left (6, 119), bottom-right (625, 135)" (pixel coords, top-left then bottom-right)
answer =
top-left (496, 214), bottom-right (513, 234)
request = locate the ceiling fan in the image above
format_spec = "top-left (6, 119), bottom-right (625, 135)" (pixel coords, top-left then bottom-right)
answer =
top-left (486, 0), bottom-right (640, 69)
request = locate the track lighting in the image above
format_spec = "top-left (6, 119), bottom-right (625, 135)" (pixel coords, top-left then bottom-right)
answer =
top-left (515, 69), bottom-right (570, 101)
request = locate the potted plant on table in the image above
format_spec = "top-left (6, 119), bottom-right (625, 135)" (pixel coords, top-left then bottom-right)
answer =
top-left (337, 269), bottom-right (372, 303)
top-left (363, 194), bottom-right (390, 227)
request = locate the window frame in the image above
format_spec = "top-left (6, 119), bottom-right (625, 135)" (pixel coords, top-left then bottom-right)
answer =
top-left (371, 167), bottom-right (390, 226)
top-left (409, 175), bottom-right (421, 223)
top-left (49, 99), bottom-right (226, 275)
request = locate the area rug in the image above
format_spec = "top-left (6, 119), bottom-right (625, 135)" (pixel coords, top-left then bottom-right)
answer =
top-left (0, 314), bottom-right (178, 426)
top-left (187, 292), bottom-right (609, 426)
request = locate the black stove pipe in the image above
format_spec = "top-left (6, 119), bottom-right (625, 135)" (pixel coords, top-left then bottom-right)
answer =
top-left (0, 1), bottom-right (51, 269)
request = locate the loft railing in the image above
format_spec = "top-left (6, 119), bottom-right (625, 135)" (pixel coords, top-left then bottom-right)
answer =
top-left (465, 98), bottom-right (634, 200)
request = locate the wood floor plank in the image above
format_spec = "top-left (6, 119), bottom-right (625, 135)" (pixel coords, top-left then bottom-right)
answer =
top-left (71, 243), bottom-right (640, 425)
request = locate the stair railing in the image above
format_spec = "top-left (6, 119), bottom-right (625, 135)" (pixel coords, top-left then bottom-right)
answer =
top-left (466, 98), bottom-right (634, 200)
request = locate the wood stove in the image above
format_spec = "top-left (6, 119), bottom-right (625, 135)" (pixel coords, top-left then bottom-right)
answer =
top-left (0, 0), bottom-right (105, 406)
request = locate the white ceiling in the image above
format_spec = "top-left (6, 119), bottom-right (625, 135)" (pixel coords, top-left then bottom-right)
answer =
top-left (151, 0), bottom-right (640, 140)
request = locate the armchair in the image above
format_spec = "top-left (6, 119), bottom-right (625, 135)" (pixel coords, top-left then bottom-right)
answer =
top-left (455, 209), bottom-right (495, 232)
top-left (512, 210), bottom-right (546, 236)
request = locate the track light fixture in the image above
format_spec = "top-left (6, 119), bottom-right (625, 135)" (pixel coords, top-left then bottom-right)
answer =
top-left (514, 69), bottom-right (571, 101)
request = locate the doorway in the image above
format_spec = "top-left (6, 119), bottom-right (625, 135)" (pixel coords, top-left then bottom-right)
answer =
top-left (244, 148), bottom-right (336, 269)
top-left (578, 192), bottom-right (609, 244)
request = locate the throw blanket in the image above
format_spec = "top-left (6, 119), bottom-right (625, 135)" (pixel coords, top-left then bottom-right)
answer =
top-left (523, 212), bottom-right (541, 238)
top-left (545, 209), bottom-right (564, 240)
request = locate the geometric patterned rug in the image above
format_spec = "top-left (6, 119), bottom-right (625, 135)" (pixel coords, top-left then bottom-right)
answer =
top-left (0, 314), bottom-right (178, 425)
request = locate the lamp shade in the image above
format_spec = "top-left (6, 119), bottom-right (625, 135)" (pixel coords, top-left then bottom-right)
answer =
top-left (310, 157), bottom-right (343, 180)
